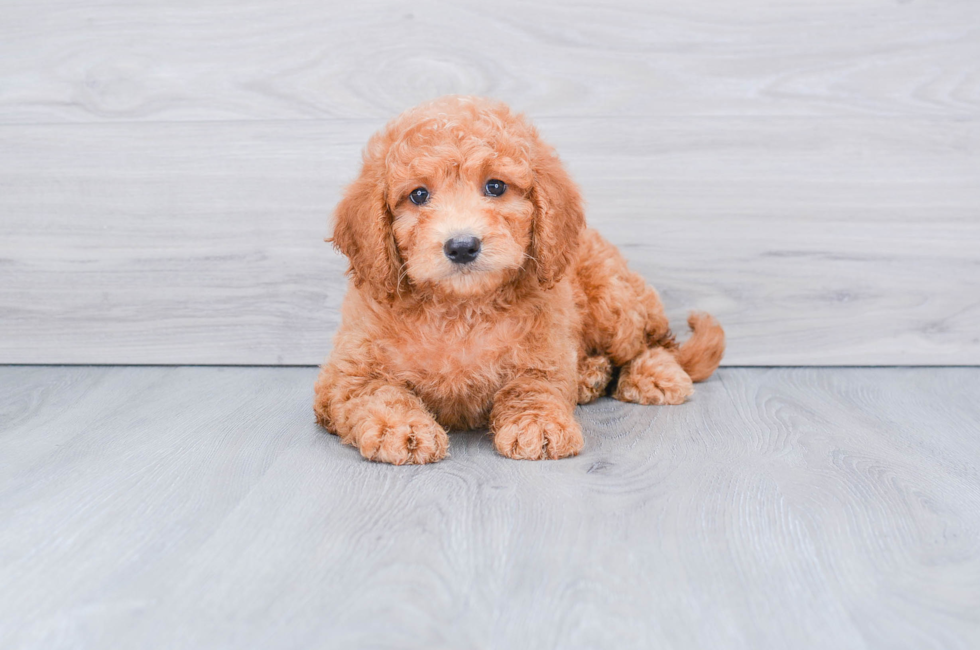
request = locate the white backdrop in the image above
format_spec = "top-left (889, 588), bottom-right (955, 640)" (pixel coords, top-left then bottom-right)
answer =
top-left (1, 0), bottom-right (977, 364)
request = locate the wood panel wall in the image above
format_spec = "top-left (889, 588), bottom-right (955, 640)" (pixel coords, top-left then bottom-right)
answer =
top-left (1, 1), bottom-right (977, 364)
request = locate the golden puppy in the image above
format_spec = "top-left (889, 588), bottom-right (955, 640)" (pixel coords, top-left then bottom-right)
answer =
top-left (314, 95), bottom-right (724, 464)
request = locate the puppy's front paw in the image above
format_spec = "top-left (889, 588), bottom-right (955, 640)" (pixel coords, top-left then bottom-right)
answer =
top-left (492, 405), bottom-right (583, 461)
top-left (352, 408), bottom-right (448, 465)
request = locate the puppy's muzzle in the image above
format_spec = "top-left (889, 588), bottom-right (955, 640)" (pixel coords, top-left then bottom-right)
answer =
top-left (444, 235), bottom-right (481, 265)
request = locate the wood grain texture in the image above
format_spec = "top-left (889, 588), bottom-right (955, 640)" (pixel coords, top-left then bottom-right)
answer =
top-left (1, 366), bottom-right (978, 649)
top-left (0, 0), bottom-right (978, 364)
top-left (0, 0), bottom-right (976, 123)
top-left (1, 117), bottom-right (977, 364)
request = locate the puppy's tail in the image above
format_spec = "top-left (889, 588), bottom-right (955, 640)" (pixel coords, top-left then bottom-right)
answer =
top-left (671, 312), bottom-right (725, 382)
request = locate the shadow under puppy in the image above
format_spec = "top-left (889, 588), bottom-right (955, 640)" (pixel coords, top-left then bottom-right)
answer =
top-left (315, 95), bottom-right (725, 464)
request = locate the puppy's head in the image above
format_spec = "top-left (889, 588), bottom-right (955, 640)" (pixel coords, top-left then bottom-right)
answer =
top-left (331, 95), bottom-right (584, 301)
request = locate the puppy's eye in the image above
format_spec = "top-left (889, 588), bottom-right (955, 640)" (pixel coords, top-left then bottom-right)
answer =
top-left (484, 179), bottom-right (507, 197)
top-left (409, 187), bottom-right (429, 206)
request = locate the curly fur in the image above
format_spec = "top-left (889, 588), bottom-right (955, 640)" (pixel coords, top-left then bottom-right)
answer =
top-left (315, 96), bottom-right (725, 464)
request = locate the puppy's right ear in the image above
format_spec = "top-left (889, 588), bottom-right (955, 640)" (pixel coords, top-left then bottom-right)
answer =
top-left (330, 155), bottom-right (402, 302)
top-left (528, 139), bottom-right (585, 289)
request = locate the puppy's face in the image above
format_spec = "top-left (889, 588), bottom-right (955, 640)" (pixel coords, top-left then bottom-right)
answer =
top-left (387, 134), bottom-right (535, 298)
top-left (332, 96), bottom-right (585, 303)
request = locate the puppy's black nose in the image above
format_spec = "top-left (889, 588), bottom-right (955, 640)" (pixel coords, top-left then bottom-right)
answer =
top-left (444, 235), bottom-right (481, 264)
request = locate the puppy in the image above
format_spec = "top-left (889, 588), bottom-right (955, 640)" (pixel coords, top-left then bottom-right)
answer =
top-left (314, 96), bottom-right (724, 464)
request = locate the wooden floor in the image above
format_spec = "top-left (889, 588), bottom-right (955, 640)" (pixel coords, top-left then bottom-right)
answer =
top-left (2, 366), bottom-right (978, 649)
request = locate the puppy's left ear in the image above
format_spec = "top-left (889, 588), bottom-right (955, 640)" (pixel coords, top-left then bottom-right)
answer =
top-left (529, 141), bottom-right (586, 288)
top-left (330, 153), bottom-right (403, 302)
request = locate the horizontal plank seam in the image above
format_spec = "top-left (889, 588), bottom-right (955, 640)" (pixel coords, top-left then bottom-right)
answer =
top-left (3, 364), bottom-right (978, 370)
top-left (0, 116), bottom-right (977, 129)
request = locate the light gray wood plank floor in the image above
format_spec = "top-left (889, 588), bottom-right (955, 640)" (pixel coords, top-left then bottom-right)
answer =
top-left (1, 366), bottom-right (978, 649)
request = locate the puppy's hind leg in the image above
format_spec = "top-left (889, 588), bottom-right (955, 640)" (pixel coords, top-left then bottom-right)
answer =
top-left (577, 353), bottom-right (613, 404)
top-left (612, 347), bottom-right (693, 406)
